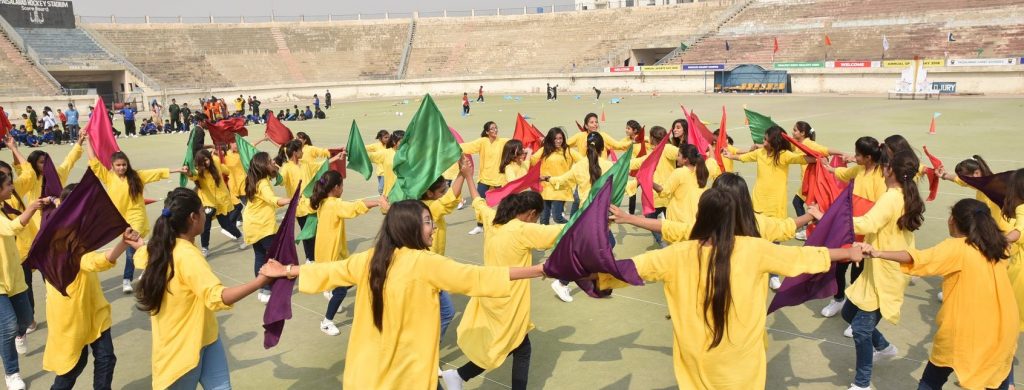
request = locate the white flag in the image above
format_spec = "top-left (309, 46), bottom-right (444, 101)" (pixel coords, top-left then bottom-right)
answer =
top-left (882, 35), bottom-right (890, 51)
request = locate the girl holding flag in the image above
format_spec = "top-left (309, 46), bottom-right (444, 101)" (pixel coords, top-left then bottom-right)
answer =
top-left (723, 125), bottom-right (813, 219)
top-left (277, 139), bottom-right (333, 263)
top-left (369, 130), bottom-right (390, 194)
top-left (295, 132), bottom-right (331, 166)
top-left (242, 152), bottom-right (291, 303)
top-left (189, 149), bottom-right (245, 256)
top-left (530, 127), bottom-right (580, 225)
top-left (1000, 169), bottom-right (1024, 344)
top-left (654, 144), bottom-right (720, 225)
top-left (307, 170), bottom-right (384, 336)
top-left (460, 122), bottom-right (507, 235)
top-left (788, 121), bottom-right (842, 239)
top-left (498, 140), bottom-right (531, 184)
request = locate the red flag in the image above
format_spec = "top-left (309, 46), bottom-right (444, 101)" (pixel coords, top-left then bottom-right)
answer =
top-left (681, 106), bottom-right (712, 157)
top-left (513, 113), bottom-right (544, 151)
top-left (0, 107), bottom-right (11, 139)
top-left (575, 120), bottom-right (585, 132)
top-left (83, 97), bottom-right (122, 169)
top-left (485, 163), bottom-right (542, 207)
top-left (264, 113), bottom-right (294, 145)
top-left (628, 126), bottom-right (648, 176)
top-left (830, 155), bottom-right (849, 190)
top-left (328, 148), bottom-right (347, 178)
top-left (773, 37), bottom-right (779, 53)
top-left (635, 136), bottom-right (669, 214)
top-left (714, 106), bottom-right (727, 172)
top-left (922, 146), bottom-right (944, 201)
top-left (449, 126), bottom-right (474, 173)
top-left (782, 132), bottom-right (841, 212)
top-left (825, 35), bottom-right (832, 46)
top-left (203, 117), bottom-right (248, 145)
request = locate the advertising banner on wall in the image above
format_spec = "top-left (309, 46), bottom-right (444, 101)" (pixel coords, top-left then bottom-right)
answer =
top-left (947, 58), bottom-right (1016, 67)
top-left (773, 61), bottom-right (824, 69)
top-left (827, 60), bottom-right (875, 68)
top-left (682, 64), bottom-right (725, 70)
top-left (607, 66), bottom-right (637, 73)
top-left (882, 59), bottom-right (944, 68)
top-left (640, 65), bottom-right (681, 72)
top-left (0, 0), bottom-right (75, 28)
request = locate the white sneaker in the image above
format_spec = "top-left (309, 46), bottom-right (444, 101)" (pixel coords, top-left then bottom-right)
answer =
top-left (872, 344), bottom-right (898, 363)
top-left (440, 369), bottom-right (464, 390)
top-left (843, 325), bottom-right (853, 338)
top-left (201, 247), bottom-right (209, 257)
top-left (236, 221), bottom-right (242, 228)
top-left (24, 321), bottom-right (36, 335)
top-left (238, 239), bottom-right (247, 250)
top-left (795, 229), bottom-right (807, 241)
top-left (257, 291), bottom-right (271, 304)
top-left (323, 291), bottom-right (332, 300)
top-left (820, 298), bottom-right (845, 318)
top-left (122, 279), bottom-right (133, 294)
top-left (320, 319), bottom-right (340, 336)
top-left (551, 280), bottom-right (574, 302)
top-left (769, 276), bottom-right (782, 290)
top-left (937, 291), bottom-right (944, 302)
top-left (4, 373), bottom-right (25, 390)
top-left (456, 200), bottom-right (465, 210)
top-left (847, 385), bottom-right (871, 390)
top-left (468, 226), bottom-right (483, 235)
top-left (219, 228), bottom-right (238, 240)
top-left (14, 336), bottom-right (25, 354)
top-left (438, 367), bottom-right (442, 376)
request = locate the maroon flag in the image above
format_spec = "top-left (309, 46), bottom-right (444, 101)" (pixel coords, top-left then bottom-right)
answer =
top-left (203, 117), bottom-right (249, 145)
top-left (25, 168), bottom-right (130, 296)
top-left (485, 163), bottom-right (542, 207)
top-left (328, 148), bottom-right (346, 178)
top-left (263, 183), bottom-right (301, 348)
top-left (922, 146), bottom-right (943, 202)
top-left (543, 180), bottom-right (644, 298)
top-left (768, 182), bottom-right (855, 313)
top-left (960, 171), bottom-right (1014, 207)
top-left (264, 114), bottom-right (295, 146)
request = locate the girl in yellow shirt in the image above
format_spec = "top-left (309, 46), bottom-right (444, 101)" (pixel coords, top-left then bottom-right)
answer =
top-left (623, 186), bottom-right (861, 389)
top-left (498, 140), bottom-right (531, 185)
top-left (724, 126), bottom-right (812, 218)
top-left (460, 121), bottom-right (508, 235)
top-left (810, 150), bottom-right (924, 390)
top-left (222, 143), bottom-right (247, 204)
top-left (867, 198), bottom-right (1015, 390)
top-left (0, 169), bottom-right (48, 390)
top-left (443, 191), bottom-right (562, 390)
top-left (1001, 169), bottom-right (1024, 336)
top-left (86, 148), bottom-right (186, 294)
top-left (369, 130), bottom-right (390, 194)
top-left (189, 149), bottom-right (245, 256)
top-left (789, 121), bottom-right (841, 236)
top-left (295, 132), bottom-right (331, 166)
top-left (622, 120), bottom-right (644, 215)
top-left (242, 152), bottom-right (291, 303)
top-left (655, 144), bottom-right (718, 225)
top-left (938, 155), bottom-right (1010, 231)
top-left (530, 127), bottom-right (581, 225)
top-left (134, 188), bottom-right (270, 389)
top-left (668, 118), bottom-right (687, 147)
top-left (278, 139), bottom-right (334, 262)
top-left (259, 200), bottom-right (547, 389)
top-left (308, 171), bottom-right (383, 336)
top-left (368, 130), bottom-right (403, 198)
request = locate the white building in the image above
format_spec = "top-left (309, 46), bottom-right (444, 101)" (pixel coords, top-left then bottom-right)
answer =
top-left (575, 0), bottom-right (696, 11)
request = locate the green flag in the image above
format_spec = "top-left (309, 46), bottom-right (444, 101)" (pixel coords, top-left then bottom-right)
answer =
top-left (235, 133), bottom-right (282, 185)
top-left (302, 159), bottom-right (330, 198)
top-left (346, 120), bottom-right (373, 181)
top-left (556, 143), bottom-right (634, 241)
top-left (295, 214), bottom-right (318, 243)
top-left (744, 108), bottom-right (778, 144)
top-left (388, 94), bottom-right (462, 202)
top-left (180, 128), bottom-right (197, 187)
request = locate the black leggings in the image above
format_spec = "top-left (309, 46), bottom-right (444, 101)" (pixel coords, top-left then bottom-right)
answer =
top-left (834, 261), bottom-right (863, 300)
top-left (457, 334), bottom-right (531, 390)
top-left (917, 361), bottom-right (1010, 390)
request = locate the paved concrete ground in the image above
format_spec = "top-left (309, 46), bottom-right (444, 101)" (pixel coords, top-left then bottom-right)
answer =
top-left (13, 93), bottom-right (1024, 388)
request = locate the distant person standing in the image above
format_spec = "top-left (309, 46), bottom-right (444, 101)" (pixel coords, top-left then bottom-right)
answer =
top-left (251, 96), bottom-right (261, 118)
top-left (551, 84), bottom-right (558, 101)
top-left (462, 93), bottom-right (470, 117)
top-left (234, 95), bottom-right (245, 115)
top-left (313, 94), bottom-right (320, 111)
top-left (477, 86), bottom-right (484, 102)
top-left (180, 103), bottom-right (192, 130)
top-left (120, 104), bottom-right (137, 137)
top-left (546, 83), bottom-right (552, 101)
top-left (150, 97), bottom-right (162, 120)
top-left (65, 103), bottom-right (79, 140)
top-left (593, 86), bottom-right (601, 101)
top-left (324, 90), bottom-right (331, 109)
top-left (168, 98), bottom-right (182, 132)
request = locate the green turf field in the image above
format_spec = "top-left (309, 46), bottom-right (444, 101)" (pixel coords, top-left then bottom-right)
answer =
top-left (15, 93), bottom-right (1024, 389)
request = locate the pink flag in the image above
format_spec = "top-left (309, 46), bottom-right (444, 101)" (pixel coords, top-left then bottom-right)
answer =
top-left (683, 107), bottom-right (713, 157)
top-left (635, 136), bottom-right (669, 215)
top-left (714, 106), bottom-right (727, 172)
top-left (485, 163), bottom-right (542, 207)
top-left (84, 97), bottom-right (121, 168)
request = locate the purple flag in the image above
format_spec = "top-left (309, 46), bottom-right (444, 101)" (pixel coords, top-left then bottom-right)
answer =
top-left (25, 168), bottom-right (129, 296)
top-left (38, 156), bottom-right (62, 216)
top-left (768, 181), bottom-right (855, 314)
top-left (262, 183), bottom-right (301, 348)
top-left (959, 171), bottom-right (1013, 207)
top-left (543, 180), bottom-right (644, 298)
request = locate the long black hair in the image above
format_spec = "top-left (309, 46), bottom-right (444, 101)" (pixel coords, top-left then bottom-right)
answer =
top-left (492, 191), bottom-right (544, 225)
top-left (711, 173), bottom-right (761, 237)
top-left (883, 134), bottom-right (914, 156)
top-left (854, 136), bottom-right (882, 164)
top-left (275, 139), bottom-right (303, 166)
top-left (111, 151), bottom-right (144, 199)
top-left (586, 132), bottom-right (605, 184)
top-left (679, 144), bottom-right (710, 188)
top-left (136, 188), bottom-right (203, 315)
top-left (375, 130), bottom-right (390, 142)
top-left (26, 150), bottom-right (48, 176)
top-left (540, 127), bottom-right (569, 161)
top-left (1002, 169), bottom-right (1024, 220)
top-left (499, 140), bottom-right (524, 174)
top-left (387, 130), bottom-right (405, 149)
top-left (296, 131), bottom-right (312, 146)
top-left (954, 155), bottom-right (993, 177)
top-left (951, 198), bottom-right (1009, 261)
top-left (244, 152), bottom-right (275, 199)
top-left (368, 200), bottom-right (432, 331)
top-left (310, 171), bottom-right (342, 211)
top-left (670, 118), bottom-right (688, 147)
top-left (763, 126), bottom-right (792, 165)
top-left (193, 149), bottom-right (222, 188)
top-left (689, 187), bottom-right (738, 350)
top-left (888, 150), bottom-right (925, 231)
top-left (0, 161), bottom-right (23, 211)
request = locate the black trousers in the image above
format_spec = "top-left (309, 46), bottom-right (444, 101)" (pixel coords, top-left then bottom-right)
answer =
top-left (457, 334), bottom-right (531, 390)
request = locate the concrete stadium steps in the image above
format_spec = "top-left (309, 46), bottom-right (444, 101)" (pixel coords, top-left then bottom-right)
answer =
top-left (0, 29), bottom-right (61, 95)
top-left (14, 27), bottom-right (120, 68)
top-left (676, 0), bottom-right (1024, 64)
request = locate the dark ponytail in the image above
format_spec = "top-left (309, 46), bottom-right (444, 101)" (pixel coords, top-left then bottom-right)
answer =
top-left (0, 161), bottom-right (25, 212)
top-left (136, 188), bottom-right (203, 315)
top-left (679, 144), bottom-right (709, 188)
top-left (245, 152), bottom-right (275, 199)
top-left (586, 132), bottom-right (605, 184)
top-left (854, 136), bottom-right (882, 164)
top-left (794, 121), bottom-right (814, 141)
top-left (889, 151), bottom-right (925, 231)
top-left (763, 126), bottom-right (792, 165)
top-left (954, 155), bottom-right (993, 177)
top-left (480, 121), bottom-right (496, 137)
top-left (492, 191), bottom-right (544, 225)
top-left (689, 188), bottom-right (737, 349)
top-left (296, 131), bottom-right (312, 146)
top-left (111, 151), bottom-right (144, 199)
top-left (1002, 169), bottom-right (1024, 220)
top-left (368, 200), bottom-right (432, 331)
top-left (711, 173), bottom-right (761, 238)
top-left (952, 198), bottom-right (1010, 262)
top-left (499, 140), bottom-right (524, 174)
top-left (275, 139), bottom-right (303, 166)
top-left (194, 149), bottom-right (222, 188)
top-left (387, 130), bottom-right (405, 149)
top-left (310, 171), bottom-right (342, 210)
